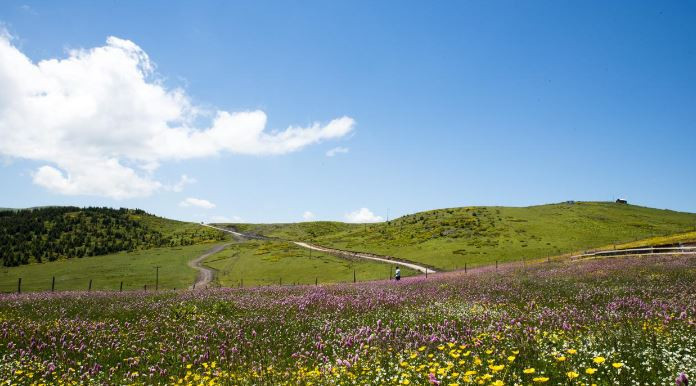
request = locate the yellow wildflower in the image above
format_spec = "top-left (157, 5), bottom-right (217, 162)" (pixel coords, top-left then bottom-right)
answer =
top-left (533, 377), bottom-right (550, 383)
top-left (489, 364), bottom-right (504, 372)
top-left (523, 368), bottom-right (535, 374)
top-left (567, 349), bottom-right (577, 354)
top-left (401, 379), bottom-right (410, 385)
top-left (464, 370), bottom-right (477, 376)
top-left (491, 381), bottom-right (504, 386)
top-left (507, 356), bottom-right (516, 362)
top-left (556, 356), bottom-right (567, 362)
top-left (612, 362), bottom-right (624, 369)
top-left (400, 361), bottom-right (409, 367)
top-left (418, 346), bottom-right (426, 352)
top-left (593, 357), bottom-right (605, 364)
top-left (585, 368), bottom-right (597, 375)
top-left (567, 371), bottom-right (579, 379)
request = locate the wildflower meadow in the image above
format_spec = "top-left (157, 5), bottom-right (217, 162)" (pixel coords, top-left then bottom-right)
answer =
top-left (0, 255), bottom-right (694, 385)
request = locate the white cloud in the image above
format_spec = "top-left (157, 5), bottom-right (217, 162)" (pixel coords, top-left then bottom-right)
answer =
top-left (345, 207), bottom-right (383, 223)
top-left (19, 5), bottom-right (37, 15)
top-left (326, 146), bottom-right (349, 157)
top-left (302, 211), bottom-right (315, 221)
top-left (0, 35), bottom-right (355, 199)
top-left (179, 197), bottom-right (215, 209)
top-left (169, 174), bottom-right (196, 192)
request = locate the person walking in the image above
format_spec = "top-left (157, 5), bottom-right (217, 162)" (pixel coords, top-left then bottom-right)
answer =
top-left (395, 266), bottom-right (401, 281)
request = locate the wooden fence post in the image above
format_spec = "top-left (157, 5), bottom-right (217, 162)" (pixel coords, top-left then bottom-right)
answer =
top-left (88, 279), bottom-right (92, 292)
top-left (17, 278), bottom-right (21, 294)
top-left (51, 276), bottom-right (55, 292)
top-left (464, 263), bottom-right (467, 273)
top-left (353, 269), bottom-right (356, 283)
top-left (496, 260), bottom-right (498, 270)
top-left (120, 281), bottom-right (123, 292)
top-left (425, 268), bottom-right (428, 278)
top-left (315, 277), bottom-right (318, 286)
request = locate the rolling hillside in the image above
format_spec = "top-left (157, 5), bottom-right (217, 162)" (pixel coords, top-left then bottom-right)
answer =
top-left (0, 207), bottom-right (225, 266)
top-left (224, 202), bottom-right (696, 270)
top-left (204, 240), bottom-right (417, 287)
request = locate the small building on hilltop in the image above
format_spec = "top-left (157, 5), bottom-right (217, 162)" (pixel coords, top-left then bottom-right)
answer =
top-left (615, 198), bottom-right (628, 204)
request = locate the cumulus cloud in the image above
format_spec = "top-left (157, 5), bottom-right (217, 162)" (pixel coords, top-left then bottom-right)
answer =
top-left (326, 146), bottom-right (349, 157)
top-left (179, 197), bottom-right (215, 209)
top-left (345, 207), bottom-right (383, 223)
top-left (168, 174), bottom-right (196, 192)
top-left (0, 35), bottom-right (355, 199)
top-left (302, 211), bottom-right (315, 221)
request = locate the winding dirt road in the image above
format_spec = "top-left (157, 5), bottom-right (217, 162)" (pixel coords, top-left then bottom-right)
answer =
top-left (188, 243), bottom-right (231, 289)
top-left (202, 224), bottom-right (435, 274)
top-left (293, 242), bottom-right (435, 273)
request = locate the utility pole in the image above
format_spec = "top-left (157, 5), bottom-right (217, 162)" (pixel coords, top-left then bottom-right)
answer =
top-left (154, 266), bottom-right (161, 291)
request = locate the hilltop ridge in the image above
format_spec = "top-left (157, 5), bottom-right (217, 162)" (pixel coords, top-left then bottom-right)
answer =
top-left (225, 201), bottom-right (696, 270)
top-left (0, 206), bottom-right (224, 266)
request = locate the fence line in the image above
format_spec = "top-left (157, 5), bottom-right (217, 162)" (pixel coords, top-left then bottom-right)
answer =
top-left (572, 246), bottom-right (696, 259)
top-left (1, 268), bottom-right (430, 294)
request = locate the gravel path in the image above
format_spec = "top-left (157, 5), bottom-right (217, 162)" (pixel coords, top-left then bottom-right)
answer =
top-left (188, 243), bottom-right (231, 289)
top-left (293, 241), bottom-right (435, 273)
top-left (202, 223), bottom-right (435, 274)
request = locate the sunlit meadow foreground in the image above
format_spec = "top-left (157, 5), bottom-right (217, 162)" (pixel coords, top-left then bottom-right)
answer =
top-left (1, 256), bottom-right (694, 385)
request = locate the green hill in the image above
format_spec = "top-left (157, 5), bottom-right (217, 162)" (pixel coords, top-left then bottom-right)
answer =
top-left (203, 240), bottom-right (417, 287)
top-left (225, 202), bottom-right (696, 270)
top-left (0, 207), bottom-right (225, 266)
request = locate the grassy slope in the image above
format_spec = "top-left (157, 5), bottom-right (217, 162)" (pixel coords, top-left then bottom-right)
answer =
top-left (610, 230), bottom-right (696, 249)
top-left (133, 213), bottom-right (224, 242)
top-left (226, 202), bottom-right (696, 270)
top-left (0, 243), bottom-right (220, 292)
top-left (204, 240), bottom-right (417, 287)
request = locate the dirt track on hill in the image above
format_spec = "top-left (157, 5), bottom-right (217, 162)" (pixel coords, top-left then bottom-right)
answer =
top-left (201, 224), bottom-right (435, 274)
top-left (293, 241), bottom-right (435, 273)
top-left (188, 243), bottom-right (231, 289)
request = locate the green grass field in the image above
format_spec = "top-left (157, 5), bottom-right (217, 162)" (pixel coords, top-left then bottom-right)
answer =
top-left (4, 201), bottom-right (694, 293)
top-left (223, 202), bottom-right (696, 270)
top-left (609, 230), bottom-right (696, 249)
top-left (0, 243), bottom-right (221, 293)
top-left (204, 240), bottom-right (417, 287)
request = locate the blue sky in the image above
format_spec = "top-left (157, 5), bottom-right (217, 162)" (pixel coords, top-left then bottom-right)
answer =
top-left (0, 1), bottom-right (694, 223)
